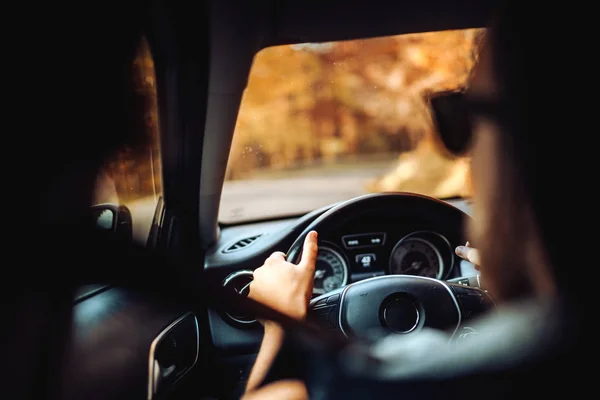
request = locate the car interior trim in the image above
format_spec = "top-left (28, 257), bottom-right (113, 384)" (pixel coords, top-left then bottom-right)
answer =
top-left (147, 312), bottom-right (199, 400)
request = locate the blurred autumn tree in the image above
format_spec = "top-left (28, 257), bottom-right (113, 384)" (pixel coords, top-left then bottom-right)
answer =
top-left (226, 29), bottom-right (484, 198)
top-left (94, 37), bottom-right (162, 205)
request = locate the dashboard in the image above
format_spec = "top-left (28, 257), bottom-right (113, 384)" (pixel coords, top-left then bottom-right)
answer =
top-left (203, 197), bottom-right (473, 359)
top-left (68, 197), bottom-right (474, 400)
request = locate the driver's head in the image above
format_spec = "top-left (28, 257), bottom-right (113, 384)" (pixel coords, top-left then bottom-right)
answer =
top-left (465, 2), bottom-right (579, 302)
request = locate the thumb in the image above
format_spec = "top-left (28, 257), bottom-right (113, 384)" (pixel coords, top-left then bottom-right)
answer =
top-left (456, 245), bottom-right (481, 266)
top-left (299, 231), bottom-right (318, 271)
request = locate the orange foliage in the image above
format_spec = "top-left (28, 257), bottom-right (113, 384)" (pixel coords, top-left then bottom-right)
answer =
top-left (226, 28), bottom-right (484, 192)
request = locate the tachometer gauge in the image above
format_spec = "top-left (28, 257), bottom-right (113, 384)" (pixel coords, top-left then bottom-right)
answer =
top-left (389, 237), bottom-right (443, 279)
top-left (313, 245), bottom-right (349, 295)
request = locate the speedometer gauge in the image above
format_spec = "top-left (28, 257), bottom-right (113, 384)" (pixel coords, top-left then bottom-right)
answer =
top-left (389, 237), bottom-right (443, 279)
top-left (313, 245), bottom-right (349, 295)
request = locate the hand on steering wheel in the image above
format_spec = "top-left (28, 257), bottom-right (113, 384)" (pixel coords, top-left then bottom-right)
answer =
top-left (248, 231), bottom-right (319, 321)
top-left (455, 241), bottom-right (481, 270)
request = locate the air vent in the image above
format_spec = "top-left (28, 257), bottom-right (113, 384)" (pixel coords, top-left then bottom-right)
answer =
top-left (223, 235), bottom-right (262, 253)
top-left (222, 270), bottom-right (257, 325)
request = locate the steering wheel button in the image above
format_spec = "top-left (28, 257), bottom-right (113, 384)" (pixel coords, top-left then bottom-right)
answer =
top-left (314, 298), bottom-right (328, 308)
top-left (316, 305), bottom-right (335, 315)
top-left (328, 305), bottom-right (340, 327)
top-left (450, 284), bottom-right (469, 295)
top-left (456, 292), bottom-right (492, 320)
top-left (327, 294), bottom-right (340, 304)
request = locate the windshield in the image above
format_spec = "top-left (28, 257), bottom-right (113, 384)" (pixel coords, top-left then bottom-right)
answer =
top-left (220, 29), bottom-right (485, 223)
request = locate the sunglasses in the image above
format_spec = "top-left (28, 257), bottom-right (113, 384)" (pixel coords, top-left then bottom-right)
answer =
top-left (429, 91), bottom-right (504, 157)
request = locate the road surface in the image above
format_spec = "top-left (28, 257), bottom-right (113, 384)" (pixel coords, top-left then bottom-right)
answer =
top-left (219, 157), bottom-right (396, 223)
top-left (126, 157), bottom-right (472, 243)
top-left (126, 158), bottom-right (394, 242)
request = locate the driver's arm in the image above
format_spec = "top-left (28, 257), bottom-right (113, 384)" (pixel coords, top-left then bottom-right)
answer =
top-left (242, 232), bottom-right (318, 397)
top-left (244, 322), bottom-right (285, 393)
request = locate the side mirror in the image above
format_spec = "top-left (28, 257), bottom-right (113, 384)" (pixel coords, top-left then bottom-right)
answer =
top-left (90, 203), bottom-right (133, 242)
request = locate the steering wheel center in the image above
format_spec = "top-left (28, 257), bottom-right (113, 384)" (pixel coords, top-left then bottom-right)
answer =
top-left (381, 295), bottom-right (420, 333)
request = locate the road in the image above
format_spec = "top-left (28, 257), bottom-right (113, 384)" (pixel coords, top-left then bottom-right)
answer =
top-left (126, 156), bottom-right (472, 242)
top-left (126, 158), bottom-right (395, 241)
top-left (219, 157), bottom-right (396, 222)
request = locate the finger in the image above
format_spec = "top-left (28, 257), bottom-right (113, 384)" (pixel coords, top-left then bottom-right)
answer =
top-left (267, 251), bottom-right (287, 262)
top-left (456, 245), bottom-right (481, 266)
top-left (462, 242), bottom-right (480, 269)
top-left (298, 231), bottom-right (318, 271)
top-left (466, 248), bottom-right (481, 266)
top-left (242, 380), bottom-right (308, 400)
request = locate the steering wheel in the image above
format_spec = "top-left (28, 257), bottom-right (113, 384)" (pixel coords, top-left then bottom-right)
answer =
top-left (286, 193), bottom-right (492, 340)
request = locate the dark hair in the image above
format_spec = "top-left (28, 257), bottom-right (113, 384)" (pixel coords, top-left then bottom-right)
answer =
top-left (489, 2), bottom-right (581, 297)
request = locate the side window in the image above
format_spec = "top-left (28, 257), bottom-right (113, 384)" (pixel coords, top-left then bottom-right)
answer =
top-left (93, 37), bottom-right (162, 244)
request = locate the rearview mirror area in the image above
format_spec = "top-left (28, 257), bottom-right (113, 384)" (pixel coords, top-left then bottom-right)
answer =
top-left (90, 204), bottom-right (133, 242)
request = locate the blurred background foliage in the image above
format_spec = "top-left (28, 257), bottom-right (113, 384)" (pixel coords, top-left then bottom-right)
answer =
top-left (227, 29), bottom-right (484, 198)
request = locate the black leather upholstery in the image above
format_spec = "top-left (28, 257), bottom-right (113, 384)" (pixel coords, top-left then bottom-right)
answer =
top-left (62, 287), bottom-right (185, 399)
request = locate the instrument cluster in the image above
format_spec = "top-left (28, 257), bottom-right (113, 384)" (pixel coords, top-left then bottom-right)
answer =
top-left (313, 230), bottom-right (456, 295)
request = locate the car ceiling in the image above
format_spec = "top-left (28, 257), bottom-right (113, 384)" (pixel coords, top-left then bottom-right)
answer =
top-left (265, 0), bottom-right (496, 45)
top-left (198, 0), bottom-right (499, 248)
